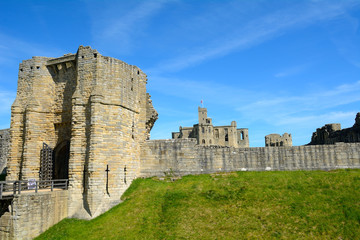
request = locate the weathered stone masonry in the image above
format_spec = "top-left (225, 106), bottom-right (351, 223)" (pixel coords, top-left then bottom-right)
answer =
top-left (0, 191), bottom-right (68, 240)
top-left (7, 46), bottom-right (158, 220)
top-left (140, 139), bottom-right (360, 177)
top-left (0, 129), bottom-right (10, 175)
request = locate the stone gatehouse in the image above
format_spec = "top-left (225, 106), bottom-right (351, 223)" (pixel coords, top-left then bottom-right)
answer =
top-left (7, 46), bottom-right (158, 219)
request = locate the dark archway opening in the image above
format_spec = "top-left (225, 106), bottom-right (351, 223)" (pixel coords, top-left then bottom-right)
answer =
top-left (53, 141), bottom-right (70, 179)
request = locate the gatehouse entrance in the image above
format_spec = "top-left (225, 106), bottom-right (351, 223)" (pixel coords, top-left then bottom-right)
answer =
top-left (53, 141), bottom-right (70, 180)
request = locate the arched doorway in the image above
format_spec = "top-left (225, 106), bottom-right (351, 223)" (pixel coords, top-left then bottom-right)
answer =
top-left (53, 141), bottom-right (70, 179)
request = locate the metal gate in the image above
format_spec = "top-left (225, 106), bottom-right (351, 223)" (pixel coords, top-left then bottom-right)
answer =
top-left (40, 143), bottom-right (53, 186)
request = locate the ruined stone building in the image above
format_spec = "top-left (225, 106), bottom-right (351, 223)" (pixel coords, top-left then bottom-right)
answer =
top-left (172, 107), bottom-right (249, 147)
top-left (265, 133), bottom-right (292, 147)
top-left (0, 129), bottom-right (10, 175)
top-left (308, 113), bottom-right (360, 145)
top-left (7, 46), bottom-right (158, 219)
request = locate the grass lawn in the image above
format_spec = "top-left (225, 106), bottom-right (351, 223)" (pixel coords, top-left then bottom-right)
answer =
top-left (36, 169), bottom-right (360, 239)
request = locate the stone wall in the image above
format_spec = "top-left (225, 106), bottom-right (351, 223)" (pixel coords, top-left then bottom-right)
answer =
top-left (140, 139), bottom-right (360, 177)
top-left (0, 190), bottom-right (68, 240)
top-left (0, 129), bottom-right (10, 175)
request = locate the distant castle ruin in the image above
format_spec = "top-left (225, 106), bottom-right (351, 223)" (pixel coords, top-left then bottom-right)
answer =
top-left (265, 133), bottom-right (292, 147)
top-left (308, 113), bottom-right (360, 145)
top-left (0, 46), bottom-right (359, 239)
top-left (172, 107), bottom-right (249, 148)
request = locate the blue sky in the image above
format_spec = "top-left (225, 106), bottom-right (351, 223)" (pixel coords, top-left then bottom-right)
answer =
top-left (0, 0), bottom-right (360, 147)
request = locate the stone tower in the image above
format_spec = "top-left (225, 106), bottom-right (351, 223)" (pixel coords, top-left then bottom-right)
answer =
top-left (172, 107), bottom-right (249, 147)
top-left (7, 46), bottom-right (158, 219)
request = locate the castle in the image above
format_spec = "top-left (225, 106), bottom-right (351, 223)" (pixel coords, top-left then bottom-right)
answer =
top-left (0, 46), bottom-right (360, 239)
top-left (265, 133), bottom-right (292, 147)
top-left (172, 107), bottom-right (249, 147)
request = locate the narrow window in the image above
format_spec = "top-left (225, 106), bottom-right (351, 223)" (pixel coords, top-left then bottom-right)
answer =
top-left (241, 132), bottom-right (244, 140)
top-left (202, 127), bottom-right (204, 133)
top-left (132, 122), bottom-right (135, 139)
top-left (124, 166), bottom-right (127, 184)
top-left (202, 139), bottom-right (205, 144)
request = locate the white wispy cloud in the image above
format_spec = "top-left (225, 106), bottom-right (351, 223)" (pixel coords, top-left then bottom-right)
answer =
top-left (274, 63), bottom-right (312, 78)
top-left (101, 1), bottom-right (169, 39)
top-left (326, 13), bottom-right (360, 68)
top-left (236, 80), bottom-right (360, 127)
top-left (148, 0), bottom-right (359, 74)
top-left (90, 0), bottom-right (174, 54)
top-left (276, 111), bottom-right (357, 126)
top-left (148, 75), bottom-right (253, 105)
top-left (0, 32), bottom-right (64, 65)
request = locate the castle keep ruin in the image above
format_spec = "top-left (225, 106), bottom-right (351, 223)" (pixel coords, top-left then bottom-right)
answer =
top-left (265, 133), bottom-right (292, 147)
top-left (7, 46), bottom-right (158, 219)
top-left (172, 107), bottom-right (249, 147)
top-left (308, 113), bottom-right (360, 145)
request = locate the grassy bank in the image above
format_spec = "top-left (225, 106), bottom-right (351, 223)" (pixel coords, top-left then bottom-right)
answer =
top-left (36, 169), bottom-right (360, 239)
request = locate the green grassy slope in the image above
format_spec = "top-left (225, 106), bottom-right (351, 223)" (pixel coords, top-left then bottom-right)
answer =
top-left (36, 170), bottom-right (360, 240)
